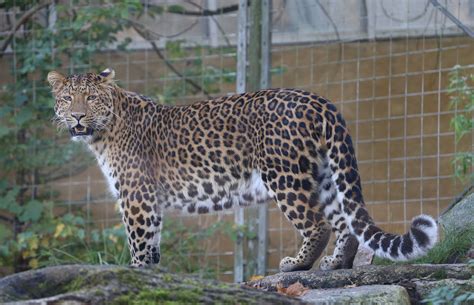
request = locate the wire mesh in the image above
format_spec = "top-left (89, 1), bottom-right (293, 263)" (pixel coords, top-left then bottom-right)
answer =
top-left (0, 0), bottom-right (472, 281)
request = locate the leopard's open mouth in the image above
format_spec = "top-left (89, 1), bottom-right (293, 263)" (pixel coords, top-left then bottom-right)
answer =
top-left (69, 125), bottom-right (93, 137)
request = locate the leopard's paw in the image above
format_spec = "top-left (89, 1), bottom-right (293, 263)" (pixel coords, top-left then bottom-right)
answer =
top-left (279, 256), bottom-right (313, 272)
top-left (319, 255), bottom-right (340, 271)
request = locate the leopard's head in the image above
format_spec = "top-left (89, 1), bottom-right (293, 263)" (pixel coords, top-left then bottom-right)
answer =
top-left (48, 68), bottom-right (117, 142)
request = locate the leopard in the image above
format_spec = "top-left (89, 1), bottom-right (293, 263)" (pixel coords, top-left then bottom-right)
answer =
top-left (48, 68), bottom-right (438, 272)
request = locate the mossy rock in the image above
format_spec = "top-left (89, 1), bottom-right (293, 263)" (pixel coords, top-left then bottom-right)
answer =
top-left (439, 192), bottom-right (474, 232)
top-left (0, 265), bottom-right (304, 304)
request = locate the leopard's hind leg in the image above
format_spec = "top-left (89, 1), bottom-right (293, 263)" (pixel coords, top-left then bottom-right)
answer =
top-left (278, 211), bottom-right (331, 272)
top-left (262, 160), bottom-right (331, 272)
top-left (317, 159), bottom-right (359, 270)
top-left (319, 225), bottom-right (358, 270)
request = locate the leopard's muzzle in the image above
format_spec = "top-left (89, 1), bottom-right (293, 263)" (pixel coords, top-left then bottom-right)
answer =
top-left (69, 125), bottom-right (94, 137)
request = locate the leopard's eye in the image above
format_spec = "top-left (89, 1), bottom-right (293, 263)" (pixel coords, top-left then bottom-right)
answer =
top-left (62, 96), bottom-right (72, 102)
top-left (87, 95), bottom-right (97, 101)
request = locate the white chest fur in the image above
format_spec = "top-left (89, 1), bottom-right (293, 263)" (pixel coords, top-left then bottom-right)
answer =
top-left (94, 150), bottom-right (119, 198)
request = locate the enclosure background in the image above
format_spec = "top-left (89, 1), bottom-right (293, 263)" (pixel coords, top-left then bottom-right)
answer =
top-left (1, 0), bottom-right (473, 281)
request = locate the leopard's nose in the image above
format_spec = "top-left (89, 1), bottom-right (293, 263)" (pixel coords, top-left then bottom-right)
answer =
top-left (71, 112), bottom-right (85, 122)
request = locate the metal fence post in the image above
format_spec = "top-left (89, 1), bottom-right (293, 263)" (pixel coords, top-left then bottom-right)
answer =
top-left (257, 0), bottom-right (272, 276)
top-left (234, 0), bottom-right (248, 284)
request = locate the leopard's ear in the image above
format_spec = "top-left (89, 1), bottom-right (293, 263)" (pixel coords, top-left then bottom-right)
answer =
top-left (47, 71), bottom-right (66, 93)
top-left (98, 68), bottom-right (115, 83)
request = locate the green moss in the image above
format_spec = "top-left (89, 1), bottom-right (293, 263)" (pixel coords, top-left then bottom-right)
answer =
top-left (431, 269), bottom-right (448, 280)
top-left (65, 276), bottom-right (87, 292)
top-left (115, 269), bottom-right (143, 289)
top-left (182, 278), bottom-right (200, 286)
top-left (64, 269), bottom-right (135, 293)
top-left (113, 288), bottom-right (204, 305)
top-left (162, 273), bottom-right (174, 283)
top-left (217, 283), bottom-right (231, 289)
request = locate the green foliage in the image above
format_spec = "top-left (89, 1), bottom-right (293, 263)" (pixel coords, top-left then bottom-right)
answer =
top-left (155, 41), bottom-right (287, 104)
top-left (28, 217), bottom-right (229, 278)
top-left (156, 41), bottom-right (237, 104)
top-left (0, 0), bottom-right (143, 272)
top-left (160, 220), bottom-right (226, 277)
top-left (0, 201), bottom-right (91, 269)
top-left (447, 65), bottom-right (474, 183)
top-left (39, 222), bottom-right (131, 267)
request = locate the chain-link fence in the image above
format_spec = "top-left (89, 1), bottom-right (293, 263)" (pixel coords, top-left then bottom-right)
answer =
top-left (0, 0), bottom-right (472, 282)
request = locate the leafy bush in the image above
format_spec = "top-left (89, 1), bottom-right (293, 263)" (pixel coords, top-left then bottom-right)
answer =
top-left (0, 0), bottom-right (144, 273)
top-left (447, 65), bottom-right (473, 184)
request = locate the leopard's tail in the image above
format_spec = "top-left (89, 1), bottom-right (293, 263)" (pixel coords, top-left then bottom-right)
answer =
top-left (326, 131), bottom-right (438, 261)
top-left (355, 214), bottom-right (438, 261)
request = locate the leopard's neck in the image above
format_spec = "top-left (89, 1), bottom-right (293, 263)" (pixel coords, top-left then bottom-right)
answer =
top-left (86, 87), bottom-right (129, 198)
top-left (86, 88), bottom-right (165, 198)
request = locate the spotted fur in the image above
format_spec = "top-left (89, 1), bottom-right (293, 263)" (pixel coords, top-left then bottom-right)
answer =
top-left (48, 69), bottom-right (438, 271)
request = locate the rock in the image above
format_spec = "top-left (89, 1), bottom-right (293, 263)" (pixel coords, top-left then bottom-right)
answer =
top-left (439, 192), bottom-right (474, 232)
top-left (301, 285), bottom-right (410, 305)
top-left (0, 265), bottom-right (305, 305)
top-left (247, 264), bottom-right (472, 304)
top-left (414, 278), bottom-right (474, 300)
top-left (352, 244), bottom-right (374, 267)
top-left (247, 264), bottom-right (472, 291)
top-left (2, 264), bottom-right (472, 304)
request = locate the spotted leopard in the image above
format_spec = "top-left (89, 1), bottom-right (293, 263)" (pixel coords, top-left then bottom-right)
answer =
top-left (48, 68), bottom-right (438, 271)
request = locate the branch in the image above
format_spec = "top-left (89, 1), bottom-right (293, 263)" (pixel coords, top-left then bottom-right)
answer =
top-left (131, 23), bottom-right (212, 99)
top-left (146, 2), bottom-right (244, 17)
top-left (0, 214), bottom-right (14, 224)
top-left (124, 18), bottom-right (199, 39)
top-left (40, 163), bottom-right (91, 183)
top-left (185, 0), bottom-right (231, 47)
top-left (0, 1), bottom-right (53, 58)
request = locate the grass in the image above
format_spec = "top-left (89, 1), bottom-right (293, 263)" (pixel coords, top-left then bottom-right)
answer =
top-left (373, 226), bottom-right (474, 265)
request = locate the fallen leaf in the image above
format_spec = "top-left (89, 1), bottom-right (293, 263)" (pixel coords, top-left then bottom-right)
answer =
top-left (276, 281), bottom-right (309, 297)
top-left (249, 275), bottom-right (264, 282)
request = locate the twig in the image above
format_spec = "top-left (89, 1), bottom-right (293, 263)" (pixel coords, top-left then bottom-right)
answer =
top-left (0, 215), bottom-right (14, 223)
top-left (124, 18), bottom-right (199, 39)
top-left (314, 0), bottom-right (340, 42)
top-left (381, 0), bottom-right (430, 23)
top-left (145, 2), bottom-right (244, 17)
top-left (185, 0), bottom-right (231, 47)
top-left (132, 23), bottom-right (212, 98)
top-left (41, 163), bottom-right (91, 183)
top-left (0, 0), bottom-right (53, 58)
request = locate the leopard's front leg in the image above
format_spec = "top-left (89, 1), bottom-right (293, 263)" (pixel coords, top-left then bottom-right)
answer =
top-left (118, 181), bottom-right (162, 267)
